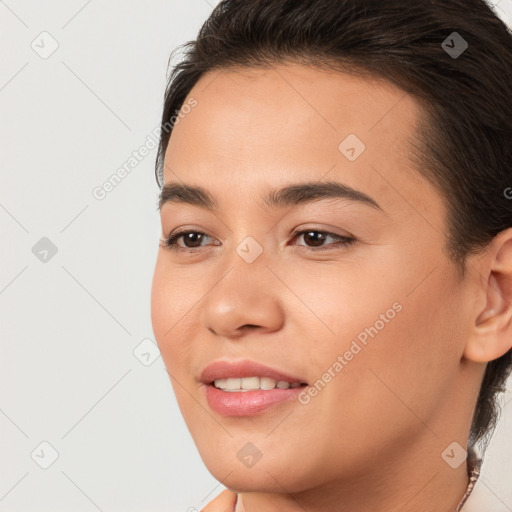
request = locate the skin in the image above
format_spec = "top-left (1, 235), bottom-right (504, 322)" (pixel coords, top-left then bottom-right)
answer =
top-left (201, 489), bottom-right (237, 512)
top-left (150, 62), bottom-right (512, 512)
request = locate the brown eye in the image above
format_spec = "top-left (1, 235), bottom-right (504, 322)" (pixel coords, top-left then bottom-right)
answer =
top-left (291, 229), bottom-right (356, 250)
top-left (160, 230), bottom-right (212, 251)
top-left (180, 232), bottom-right (206, 248)
top-left (302, 231), bottom-right (327, 247)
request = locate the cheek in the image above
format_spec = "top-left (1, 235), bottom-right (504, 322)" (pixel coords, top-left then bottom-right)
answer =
top-left (150, 260), bottom-right (173, 344)
top-left (291, 255), bottom-right (463, 441)
top-left (277, 256), bottom-right (403, 349)
top-left (334, 266), bottom-right (463, 436)
top-left (150, 258), bottom-right (195, 372)
top-left (151, 262), bottom-right (203, 424)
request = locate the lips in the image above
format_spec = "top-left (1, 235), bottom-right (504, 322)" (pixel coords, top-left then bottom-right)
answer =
top-left (199, 359), bottom-right (308, 385)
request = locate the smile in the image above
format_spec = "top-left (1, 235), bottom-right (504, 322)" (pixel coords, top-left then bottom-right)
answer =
top-left (213, 376), bottom-right (306, 391)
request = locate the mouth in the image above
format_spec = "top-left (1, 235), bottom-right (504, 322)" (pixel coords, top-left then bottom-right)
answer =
top-left (199, 360), bottom-right (309, 416)
top-left (210, 376), bottom-right (308, 392)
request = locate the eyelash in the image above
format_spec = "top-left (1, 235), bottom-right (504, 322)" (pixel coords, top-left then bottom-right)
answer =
top-left (159, 228), bottom-right (356, 253)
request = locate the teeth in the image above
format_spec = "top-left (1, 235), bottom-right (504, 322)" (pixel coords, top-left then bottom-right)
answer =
top-left (240, 377), bottom-right (260, 390)
top-left (213, 377), bottom-right (301, 391)
top-left (260, 377), bottom-right (276, 390)
top-left (226, 377), bottom-right (242, 389)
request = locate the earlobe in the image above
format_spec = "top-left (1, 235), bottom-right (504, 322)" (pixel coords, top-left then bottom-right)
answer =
top-left (464, 228), bottom-right (512, 363)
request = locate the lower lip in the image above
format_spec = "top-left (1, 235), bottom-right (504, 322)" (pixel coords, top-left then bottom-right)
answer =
top-left (203, 383), bottom-right (307, 416)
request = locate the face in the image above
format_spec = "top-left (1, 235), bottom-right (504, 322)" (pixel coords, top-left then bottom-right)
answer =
top-left (151, 63), bottom-right (474, 492)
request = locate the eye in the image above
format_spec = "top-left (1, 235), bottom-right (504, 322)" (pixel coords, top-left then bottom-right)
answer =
top-left (289, 229), bottom-right (356, 251)
top-left (159, 230), bottom-right (215, 252)
top-left (160, 228), bottom-right (356, 253)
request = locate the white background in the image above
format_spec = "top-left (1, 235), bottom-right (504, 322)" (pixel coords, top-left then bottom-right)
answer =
top-left (1, 1), bottom-right (511, 511)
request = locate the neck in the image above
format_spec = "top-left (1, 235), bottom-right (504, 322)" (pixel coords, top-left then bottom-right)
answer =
top-left (235, 437), bottom-right (470, 512)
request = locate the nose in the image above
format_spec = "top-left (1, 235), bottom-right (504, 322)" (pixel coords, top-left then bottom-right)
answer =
top-left (200, 256), bottom-right (285, 339)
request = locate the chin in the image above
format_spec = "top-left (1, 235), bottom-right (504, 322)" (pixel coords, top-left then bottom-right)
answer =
top-left (198, 448), bottom-right (318, 494)
top-left (209, 469), bottom-right (301, 494)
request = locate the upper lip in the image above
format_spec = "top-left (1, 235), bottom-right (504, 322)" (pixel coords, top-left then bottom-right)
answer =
top-left (200, 359), bottom-right (308, 385)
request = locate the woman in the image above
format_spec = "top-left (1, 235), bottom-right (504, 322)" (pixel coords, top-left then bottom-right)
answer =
top-left (151, 1), bottom-right (512, 510)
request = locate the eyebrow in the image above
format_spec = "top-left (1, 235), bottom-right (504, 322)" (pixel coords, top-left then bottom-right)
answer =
top-left (158, 180), bottom-right (383, 212)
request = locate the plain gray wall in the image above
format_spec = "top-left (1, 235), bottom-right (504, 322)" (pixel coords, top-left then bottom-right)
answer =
top-left (1, 1), bottom-right (511, 510)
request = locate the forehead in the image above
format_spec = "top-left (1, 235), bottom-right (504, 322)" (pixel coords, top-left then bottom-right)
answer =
top-left (167, 62), bottom-right (420, 152)
top-left (163, 62), bottom-right (444, 225)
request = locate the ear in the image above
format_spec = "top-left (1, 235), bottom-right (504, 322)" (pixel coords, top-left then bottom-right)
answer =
top-left (464, 227), bottom-right (512, 363)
